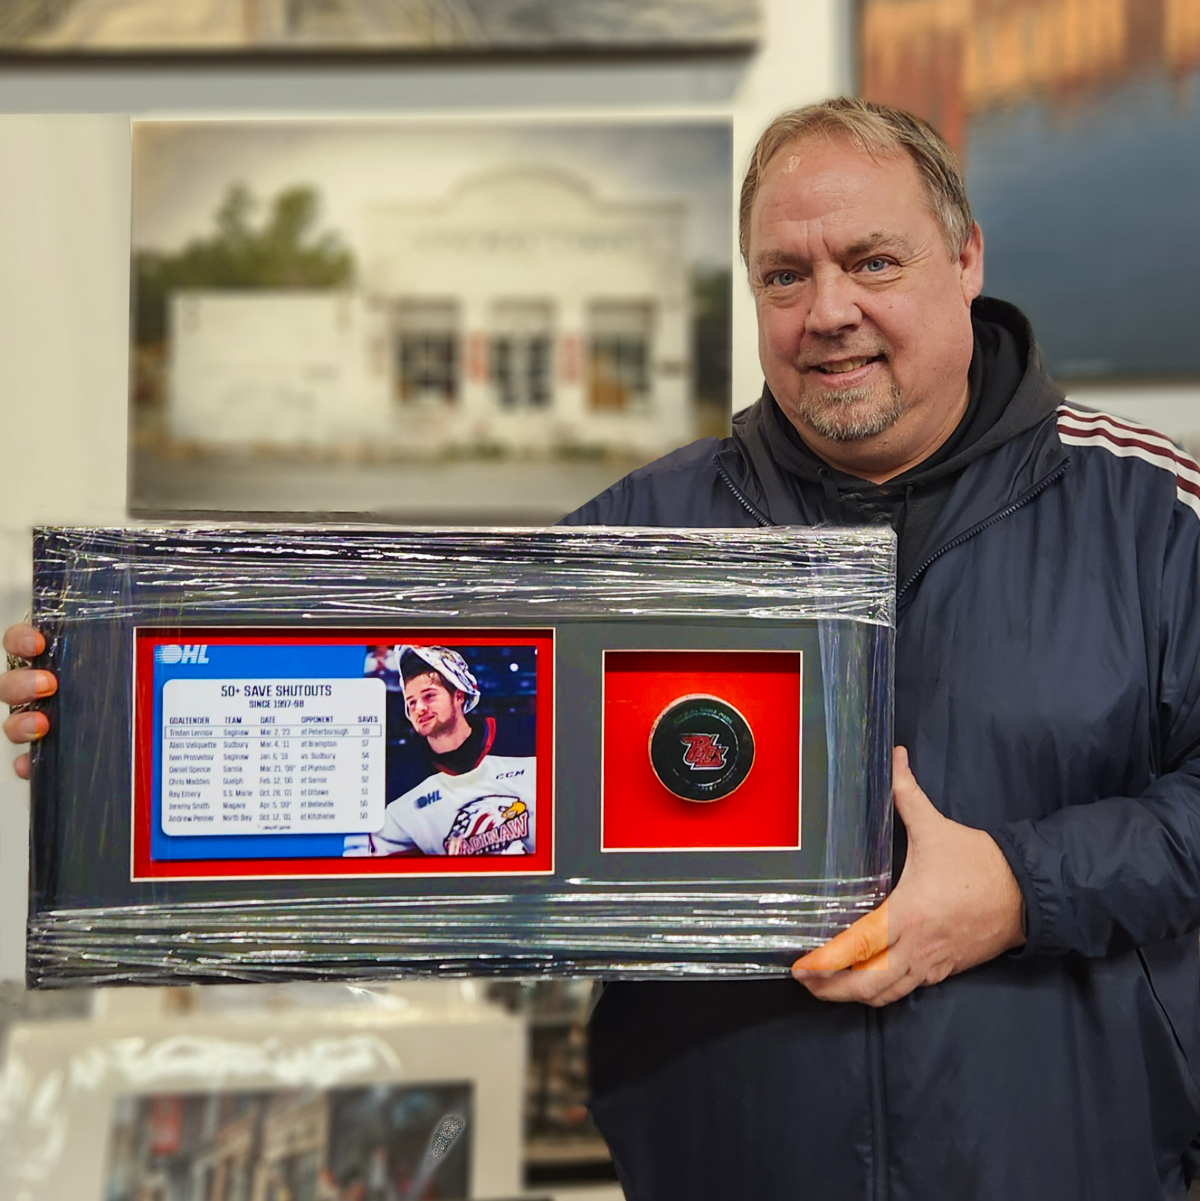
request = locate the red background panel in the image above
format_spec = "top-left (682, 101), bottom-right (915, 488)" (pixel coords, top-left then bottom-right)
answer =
top-left (602, 650), bottom-right (802, 851)
top-left (132, 627), bottom-right (554, 879)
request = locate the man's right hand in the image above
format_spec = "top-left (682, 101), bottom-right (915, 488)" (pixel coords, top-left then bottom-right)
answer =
top-left (1, 624), bottom-right (55, 780)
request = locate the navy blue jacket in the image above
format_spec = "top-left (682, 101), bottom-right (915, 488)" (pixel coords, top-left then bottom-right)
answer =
top-left (563, 321), bottom-right (1200, 1198)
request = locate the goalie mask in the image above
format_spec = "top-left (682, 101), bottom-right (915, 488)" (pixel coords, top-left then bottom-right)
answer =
top-left (399, 645), bottom-right (481, 714)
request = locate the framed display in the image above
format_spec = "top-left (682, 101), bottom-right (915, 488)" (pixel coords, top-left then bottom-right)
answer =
top-left (0, 996), bottom-right (526, 1201)
top-left (27, 524), bottom-right (895, 985)
top-left (0, 0), bottom-right (761, 58)
top-left (105, 1082), bottom-right (473, 1200)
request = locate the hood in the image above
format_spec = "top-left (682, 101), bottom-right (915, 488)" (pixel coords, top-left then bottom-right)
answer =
top-left (723, 296), bottom-right (1066, 524)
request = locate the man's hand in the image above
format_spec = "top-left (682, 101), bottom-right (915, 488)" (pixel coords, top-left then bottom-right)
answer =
top-left (1, 624), bottom-right (55, 780)
top-left (791, 746), bottom-right (1026, 1007)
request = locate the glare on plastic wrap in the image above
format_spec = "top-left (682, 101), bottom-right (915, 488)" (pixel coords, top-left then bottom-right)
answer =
top-left (27, 524), bottom-right (895, 986)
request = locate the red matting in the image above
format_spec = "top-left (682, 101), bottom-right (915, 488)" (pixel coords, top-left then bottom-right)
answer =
top-left (601, 650), bottom-right (802, 851)
top-left (132, 628), bottom-right (554, 880)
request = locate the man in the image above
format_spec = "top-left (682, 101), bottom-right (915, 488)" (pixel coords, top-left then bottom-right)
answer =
top-left (4, 97), bottom-right (1200, 1196)
top-left (345, 644), bottom-right (535, 857)
top-left (554, 99), bottom-right (1200, 1198)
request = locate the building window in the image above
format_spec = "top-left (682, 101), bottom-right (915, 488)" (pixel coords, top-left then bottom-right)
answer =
top-left (588, 300), bottom-right (654, 412)
top-left (394, 299), bottom-right (459, 404)
top-left (490, 300), bottom-right (554, 409)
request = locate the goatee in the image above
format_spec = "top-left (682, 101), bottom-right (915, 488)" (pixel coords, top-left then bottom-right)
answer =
top-left (792, 380), bottom-right (904, 443)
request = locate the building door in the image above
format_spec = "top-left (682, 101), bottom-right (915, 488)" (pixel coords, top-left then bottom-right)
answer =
top-left (490, 300), bottom-right (554, 409)
top-left (393, 299), bottom-right (460, 405)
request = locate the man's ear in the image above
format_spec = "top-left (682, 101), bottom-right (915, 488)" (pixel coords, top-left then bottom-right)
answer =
top-left (959, 222), bottom-right (984, 304)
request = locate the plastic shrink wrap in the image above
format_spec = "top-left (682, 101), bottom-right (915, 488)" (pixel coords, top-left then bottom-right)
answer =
top-left (0, 983), bottom-right (524, 1201)
top-left (26, 524), bottom-right (894, 986)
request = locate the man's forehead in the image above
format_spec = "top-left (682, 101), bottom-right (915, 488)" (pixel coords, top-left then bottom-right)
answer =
top-left (751, 138), bottom-right (933, 255)
top-left (758, 136), bottom-right (922, 211)
top-left (755, 228), bottom-right (915, 264)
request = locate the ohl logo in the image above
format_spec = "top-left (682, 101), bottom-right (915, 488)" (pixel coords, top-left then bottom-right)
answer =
top-left (679, 732), bottom-right (727, 771)
top-left (155, 644), bottom-right (210, 665)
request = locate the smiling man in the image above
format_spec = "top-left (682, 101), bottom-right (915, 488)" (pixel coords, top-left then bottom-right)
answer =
top-left (560, 99), bottom-right (1200, 1199)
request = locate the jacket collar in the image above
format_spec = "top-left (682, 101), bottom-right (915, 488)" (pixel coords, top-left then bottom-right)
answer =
top-left (715, 298), bottom-right (1070, 578)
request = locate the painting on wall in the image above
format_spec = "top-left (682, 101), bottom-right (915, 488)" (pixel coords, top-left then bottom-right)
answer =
top-left (860, 0), bottom-right (1200, 406)
top-left (103, 1081), bottom-right (473, 1201)
top-left (0, 0), bottom-right (759, 56)
top-left (128, 118), bottom-right (732, 520)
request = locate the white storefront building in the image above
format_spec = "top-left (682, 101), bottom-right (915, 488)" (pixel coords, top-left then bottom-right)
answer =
top-left (167, 167), bottom-right (695, 458)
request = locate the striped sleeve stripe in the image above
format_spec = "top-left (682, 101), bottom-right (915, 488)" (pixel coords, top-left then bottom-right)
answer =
top-left (1057, 404), bottom-right (1200, 520)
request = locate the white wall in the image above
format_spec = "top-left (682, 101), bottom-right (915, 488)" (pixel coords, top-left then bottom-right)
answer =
top-left (0, 0), bottom-right (852, 981)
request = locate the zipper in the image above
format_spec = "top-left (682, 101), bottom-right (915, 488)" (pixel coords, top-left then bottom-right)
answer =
top-left (717, 450), bottom-right (895, 1194)
top-left (897, 461), bottom-right (1069, 600)
top-left (714, 458), bottom-right (771, 526)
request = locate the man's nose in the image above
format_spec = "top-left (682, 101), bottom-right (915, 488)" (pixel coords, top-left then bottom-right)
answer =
top-left (805, 268), bottom-right (862, 338)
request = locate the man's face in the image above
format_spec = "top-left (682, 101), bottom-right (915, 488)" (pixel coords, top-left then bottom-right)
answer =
top-left (403, 672), bottom-right (464, 740)
top-left (748, 135), bottom-right (983, 473)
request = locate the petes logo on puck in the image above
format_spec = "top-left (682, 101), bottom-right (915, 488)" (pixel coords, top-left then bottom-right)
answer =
top-left (649, 694), bottom-right (754, 802)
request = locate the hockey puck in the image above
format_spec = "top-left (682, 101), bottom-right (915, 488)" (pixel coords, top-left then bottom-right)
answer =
top-left (648, 694), bottom-right (755, 803)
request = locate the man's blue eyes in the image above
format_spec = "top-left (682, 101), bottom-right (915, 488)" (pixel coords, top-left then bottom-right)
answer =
top-left (770, 259), bottom-right (891, 285)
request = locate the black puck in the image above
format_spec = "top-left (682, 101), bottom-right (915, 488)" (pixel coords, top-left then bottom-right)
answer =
top-left (648, 694), bottom-right (755, 803)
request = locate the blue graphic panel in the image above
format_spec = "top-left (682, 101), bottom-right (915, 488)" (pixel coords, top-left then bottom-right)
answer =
top-left (147, 640), bottom-right (538, 863)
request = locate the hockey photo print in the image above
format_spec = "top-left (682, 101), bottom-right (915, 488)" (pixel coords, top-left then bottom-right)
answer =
top-left (131, 628), bottom-right (554, 879)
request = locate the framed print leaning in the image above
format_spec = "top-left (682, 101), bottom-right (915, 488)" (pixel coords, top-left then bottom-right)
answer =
top-left (25, 524), bottom-right (895, 986)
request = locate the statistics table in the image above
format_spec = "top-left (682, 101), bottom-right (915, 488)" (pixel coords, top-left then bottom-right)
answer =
top-left (160, 677), bottom-right (386, 835)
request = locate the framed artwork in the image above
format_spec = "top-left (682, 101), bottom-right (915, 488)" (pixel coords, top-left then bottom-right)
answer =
top-left (0, 999), bottom-right (525, 1201)
top-left (28, 524), bottom-right (895, 984)
top-left (860, 0), bottom-right (1200, 387)
top-left (128, 117), bottom-right (733, 522)
top-left (105, 1082), bottom-right (472, 1201)
top-left (0, 0), bottom-right (760, 57)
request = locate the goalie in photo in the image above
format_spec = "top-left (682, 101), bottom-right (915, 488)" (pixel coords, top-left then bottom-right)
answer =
top-left (346, 644), bottom-right (537, 857)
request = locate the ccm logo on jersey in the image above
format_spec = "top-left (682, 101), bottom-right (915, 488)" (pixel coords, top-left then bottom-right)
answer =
top-left (495, 769), bottom-right (526, 780)
top-left (155, 644), bottom-right (210, 665)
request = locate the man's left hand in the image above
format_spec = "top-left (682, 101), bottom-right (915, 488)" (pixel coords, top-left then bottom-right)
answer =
top-left (792, 746), bottom-right (1026, 1007)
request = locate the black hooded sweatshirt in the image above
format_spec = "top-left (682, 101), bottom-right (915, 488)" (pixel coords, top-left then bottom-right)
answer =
top-left (733, 296), bottom-right (1059, 585)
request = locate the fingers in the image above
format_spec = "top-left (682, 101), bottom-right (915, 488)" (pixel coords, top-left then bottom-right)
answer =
top-left (3, 624), bottom-right (44, 659)
top-left (12, 752), bottom-right (30, 780)
top-left (891, 744), bottom-right (939, 830)
top-left (4, 708), bottom-right (49, 746)
top-left (792, 900), bottom-right (890, 973)
top-left (798, 953), bottom-right (916, 1007)
top-left (0, 668), bottom-right (56, 709)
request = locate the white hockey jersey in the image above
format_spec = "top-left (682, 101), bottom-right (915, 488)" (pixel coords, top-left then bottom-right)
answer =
top-left (347, 753), bottom-right (536, 857)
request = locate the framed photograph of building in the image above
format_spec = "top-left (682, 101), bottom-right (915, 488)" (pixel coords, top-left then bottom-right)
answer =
top-left (859, 0), bottom-right (1200, 405)
top-left (0, 0), bottom-right (760, 57)
top-left (128, 117), bottom-right (733, 522)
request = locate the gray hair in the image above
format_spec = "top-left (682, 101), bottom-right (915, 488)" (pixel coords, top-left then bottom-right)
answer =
top-left (739, 96), bottom-right (973, 262)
